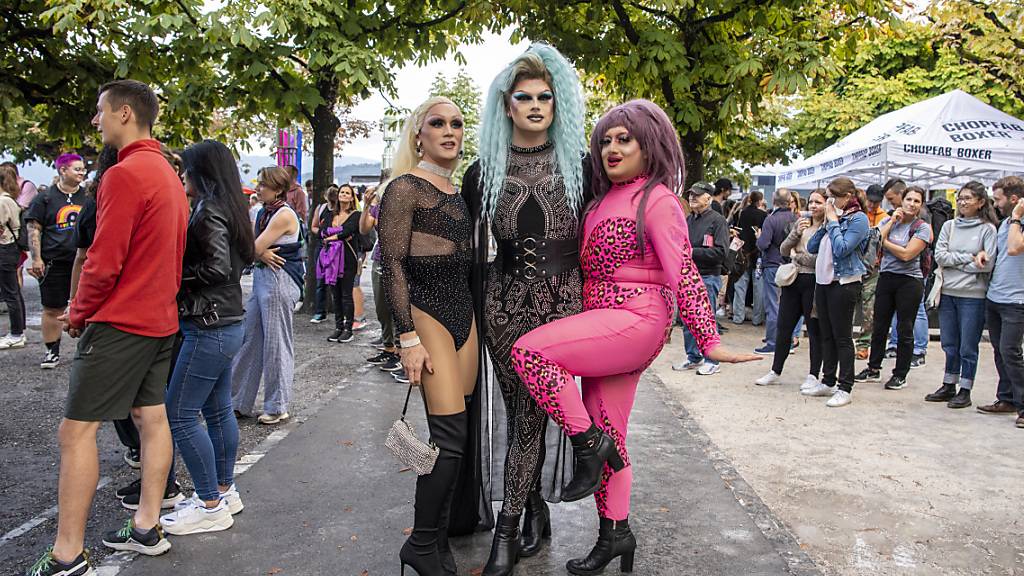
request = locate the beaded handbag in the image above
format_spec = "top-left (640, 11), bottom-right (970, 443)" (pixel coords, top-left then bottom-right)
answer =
top-left (385, 384), bottom-right (438, 476)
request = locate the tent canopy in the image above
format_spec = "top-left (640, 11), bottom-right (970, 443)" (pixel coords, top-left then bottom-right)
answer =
top-left (776, 90), bottom-right (1024, 189)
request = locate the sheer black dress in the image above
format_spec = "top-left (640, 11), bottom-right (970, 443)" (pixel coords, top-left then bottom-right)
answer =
top-left (462, 143), bottom-right (592, 516)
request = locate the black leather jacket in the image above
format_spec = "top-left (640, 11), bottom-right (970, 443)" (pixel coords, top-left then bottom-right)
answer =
top-left (178, 198), bottom-right (246, 327)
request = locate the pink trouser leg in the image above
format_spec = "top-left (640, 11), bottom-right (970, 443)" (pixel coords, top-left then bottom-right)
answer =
top-left (584, 372), bottom-right (639, 521)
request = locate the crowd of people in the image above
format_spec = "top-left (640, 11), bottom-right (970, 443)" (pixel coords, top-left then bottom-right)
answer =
top-left (2, 44), bottom-right (1022, 576)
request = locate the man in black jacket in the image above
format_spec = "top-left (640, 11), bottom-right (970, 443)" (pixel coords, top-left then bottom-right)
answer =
top-left (673, 181), bottom-right (729, 376)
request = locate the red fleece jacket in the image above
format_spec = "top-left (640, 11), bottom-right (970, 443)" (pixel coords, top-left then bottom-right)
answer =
top-left (69, 139), bottom-right (188, 337)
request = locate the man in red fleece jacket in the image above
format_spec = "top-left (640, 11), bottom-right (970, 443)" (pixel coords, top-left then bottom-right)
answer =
top-left (31, 80), bottom-right (188, 576)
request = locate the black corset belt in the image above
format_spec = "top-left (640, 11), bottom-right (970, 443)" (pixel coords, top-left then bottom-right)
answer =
top-left (499, 237), bottom-right (580, 280)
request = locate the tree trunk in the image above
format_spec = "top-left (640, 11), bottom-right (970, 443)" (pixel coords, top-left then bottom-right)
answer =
top-left (680, 132), bottom-right (705, 191)
top-left (301, 73), bottom-right (341, 313)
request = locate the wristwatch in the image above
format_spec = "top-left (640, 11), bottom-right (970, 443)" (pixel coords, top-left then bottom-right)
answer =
top-left (1011, 219), bottom-right (1023, 227)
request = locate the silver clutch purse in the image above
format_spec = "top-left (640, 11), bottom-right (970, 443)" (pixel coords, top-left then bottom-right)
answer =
top-left (385, 384), bottom-right (438, 476)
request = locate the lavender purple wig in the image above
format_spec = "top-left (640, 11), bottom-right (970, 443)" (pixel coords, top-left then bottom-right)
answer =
top-left (55, 153), bottom-right (83, 170)
top-left (587, 99), bottom-right (686, 253)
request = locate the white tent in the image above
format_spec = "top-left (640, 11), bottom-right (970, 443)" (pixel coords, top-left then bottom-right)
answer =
top-left (776, 90), bottom-right (1024, 189)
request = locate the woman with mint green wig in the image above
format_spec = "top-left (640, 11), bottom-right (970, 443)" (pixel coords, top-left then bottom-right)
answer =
top-left (461, 43), bottom-right (591, 575)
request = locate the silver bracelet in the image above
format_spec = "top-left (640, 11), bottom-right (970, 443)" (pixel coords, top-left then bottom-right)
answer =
top-left (400, 336), bottom-right (421, 349)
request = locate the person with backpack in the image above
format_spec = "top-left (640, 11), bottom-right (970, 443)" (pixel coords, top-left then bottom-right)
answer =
top-left (925, 181), bottom-right (998, 409)
top-left (0, 164), bottom-right (27, 349)
top-left (855, 185), bottom-right (932, 391)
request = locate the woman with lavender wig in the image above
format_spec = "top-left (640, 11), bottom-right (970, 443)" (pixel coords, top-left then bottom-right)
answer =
top-left (511, 100), bottom-right (759, 573)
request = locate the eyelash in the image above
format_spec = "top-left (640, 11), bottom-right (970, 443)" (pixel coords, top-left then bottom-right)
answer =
top-left (427, 119), bottom-right (463, 129)
top-left (512, 93), bottom-right (553, 102)
top-left (600, 135), bottom-right (632, 146)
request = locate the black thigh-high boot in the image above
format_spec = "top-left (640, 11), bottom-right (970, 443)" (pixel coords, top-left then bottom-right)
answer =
top-left (519, 490), bottom-right (550, 557)
top-left (434, 396), bottom-right (473, 575)
top-left (563, 424), bottom-right (625, 502)
top-left (482, 511), bottom-right (521, 575)
top-left (400, 410), bottom-right (467, 576)
top-left (566, 517), bottom-right (637, 575)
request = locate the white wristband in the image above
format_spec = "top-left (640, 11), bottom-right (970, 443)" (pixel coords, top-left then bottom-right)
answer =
top-left (400, 336), bottom-right (421, 349)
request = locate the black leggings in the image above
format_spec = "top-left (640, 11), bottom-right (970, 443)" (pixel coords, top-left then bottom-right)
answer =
top-left (772, 273), bottom-right (821, 377)
top-left (816, 280), bottom-right (861, 392)
top-left (868, 272), bottom-right (924, 379)
top-left (332, 263), bottom-right (356, 331)
top-left (0, 253), bottom-right (26, 335)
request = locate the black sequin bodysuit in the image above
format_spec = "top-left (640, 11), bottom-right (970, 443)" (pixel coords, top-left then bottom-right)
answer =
top-left (463, 144), bottom-right (591, 515)
top-left (379, 174), bottom-right (473, 350)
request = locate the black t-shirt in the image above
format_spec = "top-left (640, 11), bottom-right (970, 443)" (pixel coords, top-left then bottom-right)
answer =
top-left (75, 197), bottom-right (97, 249)
top-left (26, 186), bottom-right (87, 262)
top-left (737, 205), bottom-right (767, 254)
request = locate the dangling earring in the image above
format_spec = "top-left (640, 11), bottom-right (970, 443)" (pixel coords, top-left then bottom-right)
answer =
top-left (416, 141), bottom-right (423, 158)
top-left (458, 149), bottom-right (464, 159)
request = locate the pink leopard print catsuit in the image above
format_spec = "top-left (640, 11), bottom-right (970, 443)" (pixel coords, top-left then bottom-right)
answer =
top-left (511, 178), bottom-right (720, 521)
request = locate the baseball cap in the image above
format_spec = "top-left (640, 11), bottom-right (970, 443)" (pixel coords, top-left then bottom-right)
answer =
top-left (687, 181), bottom-right (715, 197)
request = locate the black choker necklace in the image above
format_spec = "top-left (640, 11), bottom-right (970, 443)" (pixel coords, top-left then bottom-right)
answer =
top-left (613, 174), bottom-right (648, 187)
top-left (511, 141), bottom-right (553, 154)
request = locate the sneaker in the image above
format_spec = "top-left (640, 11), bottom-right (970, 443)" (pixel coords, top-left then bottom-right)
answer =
top-left (801, 374), bottom-right (820, 391)
top-left (696, 363), bottom-right (720, 376)
top-left (671, 359), bottom-right (703, 371)
top-left (338, 329), bottom-right (354, 343)
top-left (754, 345), bottom-right (775, 355)
top-left (369, 335), bottom-right (384, 347)
top-left (755, 371), bottom-right (781, 386)
top-left (220, 484), bottom-right (245, 515)
top-left (366, 351), bottom-right (395, 365)
top-left (120, 481), bottom-right (184, 511)
top-left (310, 314), bottom-right (327, 324)
top-left (40, 350), bottom-right (59, 369)
top-left (160, 498), bottom-right (234, 535)
top-left (257, 412), bottom-right (290, 425)
top-left (379, 357), bottom-right (403, 372)
top-left (854, 368), bottom-right (881, 382)
top-left (352, 320), bottom-right (367, 331)
top-left (327, 329), bottom-right (344, 342)
top-left (884, 375), bottom-right (907, 390)
top-left (826, 389), bottom-right (853, 407)
top-left (392, 370), bottom-right (410, 384)
top-left (791, 338), bottom-right (800, 349)
top-left (1016, 416), bottom-right (1024, 429)
top-left (123, 448), bottom-right (141, 469)
top-left (885, 348), bottom-right (897, 359)
top-left (802, 382), bottom-right (835, 397)
top-left (910, 354), bottom-right (926, 369)
top-left (855, 348), bottom-right (869, 360)
top-left (102, 519), bottom-right (171, 555)
top-left (25, 548), bottom-right (95, 576)
top-left (0, 333), bottom-right (26, 349)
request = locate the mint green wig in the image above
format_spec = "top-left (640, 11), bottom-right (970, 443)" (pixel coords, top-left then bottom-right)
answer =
top-left (477, 43), bottom-right (587, 220)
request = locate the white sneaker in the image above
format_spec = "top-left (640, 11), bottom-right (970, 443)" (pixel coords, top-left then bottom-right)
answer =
top-left (671, 360), bottom-right (703, 371)
top-left (220, 484), bottom-right (244, 515)
top-left (800, 374), bottom-right (820, 391)
top-left (160, 498), bottom-right (234, 535)
top-left (696, 363), bottom-right (720, 376)
top-left (802, 382), bottom-right (835, 397)
top-left (172, 493), bottom-right (202, 512)
top-left (755, 371), bottom-right (781, 386)
top-left (0, 334), bottom-right (26, 349)
top-left (257, 412), bottom-right (290, 425)
top-left (826, 389), bottom-right (853, 407)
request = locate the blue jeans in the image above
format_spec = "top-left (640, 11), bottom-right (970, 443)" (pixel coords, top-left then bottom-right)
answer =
top-left (889, 297), bottom-right (928, 355)
top-left (732, 262), bottom-right (764, 325)
top-left (167, 320), bottom-right (245, 501)
top-left (685, 275), bottom-right (722, 365)
top-left (938, 295), bottom-right (986, 388)
top-left (762, 266), bottom-right (781, 348)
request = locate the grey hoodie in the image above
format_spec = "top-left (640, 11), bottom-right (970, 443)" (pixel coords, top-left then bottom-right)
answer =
top-left (934, 217), bottom-right (998, 299)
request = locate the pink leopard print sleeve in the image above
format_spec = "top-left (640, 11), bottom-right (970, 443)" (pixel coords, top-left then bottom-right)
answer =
top-left (646, 190), bottom-right (721, 355)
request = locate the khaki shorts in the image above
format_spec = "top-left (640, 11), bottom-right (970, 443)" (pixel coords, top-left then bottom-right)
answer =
top-left (64, 323), bottom-right (176, 421)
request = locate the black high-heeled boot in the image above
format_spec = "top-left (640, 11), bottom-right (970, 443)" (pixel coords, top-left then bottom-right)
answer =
top-left (566, 517), bottom-right (637, 575)
top-left (399, 411), bottom-right (467, 576)
top-left (563, 424), bottom-right (625, 502)
top-left (519, 491), bottom-right (550, 558)
top-left (435, 396), bottom-right (474, 575)
top-left (482, 512), bottom-right (521, 576)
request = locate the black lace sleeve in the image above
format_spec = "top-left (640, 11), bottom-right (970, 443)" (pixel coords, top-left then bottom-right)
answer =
top-left (461, 161), bottom-right (489, 332)
top-left (378, 178), bottom-right (418, 336)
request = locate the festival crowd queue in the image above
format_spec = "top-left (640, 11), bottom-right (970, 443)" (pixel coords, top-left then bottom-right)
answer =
top-left (3, 45), bottom-right (1023, 576)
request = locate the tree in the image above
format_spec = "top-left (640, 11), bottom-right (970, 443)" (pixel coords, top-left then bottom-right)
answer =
top-left (501, 0), bottom-right (893, 187)
top-left (787, 4), bottom-right (1024, 157)
top-left (429, 69), bottom-right (482, 182)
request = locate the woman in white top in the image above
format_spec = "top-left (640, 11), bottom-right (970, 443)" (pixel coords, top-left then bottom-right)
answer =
top-left (0, 164), bottom-right (26, 349)
top-left (231, 166), bottom-right (303, 425)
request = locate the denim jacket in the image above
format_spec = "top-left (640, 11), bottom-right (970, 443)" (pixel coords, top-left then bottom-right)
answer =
top-left (807, 211), bottom-right (869, 281)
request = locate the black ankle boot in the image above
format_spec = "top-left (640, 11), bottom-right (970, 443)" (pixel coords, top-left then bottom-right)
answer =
top-left (400, 411), bottom-right (467, 576)
top-left (519, 491), bottom-right (550, 558)
top-left (563, 424), bottom-right (625, 502)
top-left (482, 512), bottom-right (521, 576)
top-left (566, 517), bottom-right (637, 575)
top-left (947, 388), bottom-right (972, 409)
top-left (925, 383), bottom-right (956, 402)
